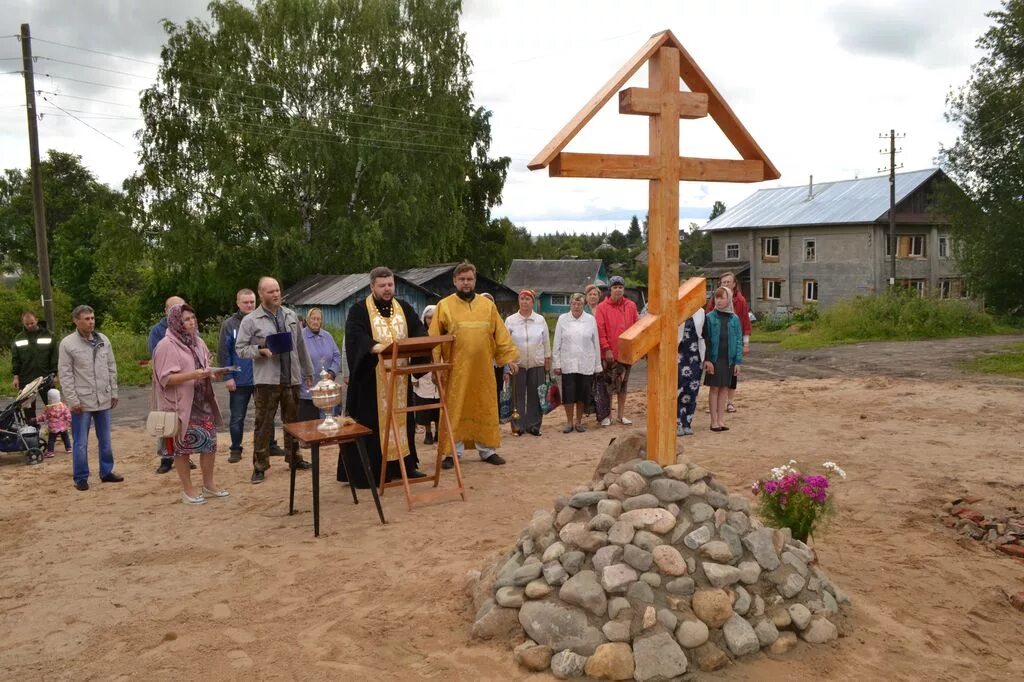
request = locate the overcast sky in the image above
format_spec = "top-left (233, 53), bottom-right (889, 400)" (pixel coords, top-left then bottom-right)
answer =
top-left (0, 0), bottom-right (1001, 235)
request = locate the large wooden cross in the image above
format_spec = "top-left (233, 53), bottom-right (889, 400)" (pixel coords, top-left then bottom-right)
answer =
top-left (529, 30), bottom-right (779, 465)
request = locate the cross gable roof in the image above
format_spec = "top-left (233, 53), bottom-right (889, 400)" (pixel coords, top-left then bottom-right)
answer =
top-left (527, 29), bottom-right (779, 180)
top-left (504, 259), bottom-right (606, 294)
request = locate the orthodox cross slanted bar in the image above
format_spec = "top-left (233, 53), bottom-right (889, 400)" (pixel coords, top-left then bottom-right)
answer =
top-left (529, 30), bottom-right (779, 465)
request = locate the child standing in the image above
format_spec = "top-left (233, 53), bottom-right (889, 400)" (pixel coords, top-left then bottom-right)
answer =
top-left (42, 388), bottom-right (72, 458)
top-left (702, 287), bottom-right (743, 432)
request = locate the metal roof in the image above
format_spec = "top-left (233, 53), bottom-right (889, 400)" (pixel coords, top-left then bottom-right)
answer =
top-left (395, 263), bottom-right (460, 286)
top-left (283, 273), bottom-right (434, 306)
top-left (702, 168), bottom-right (942, 231)
top-left (504, 259), bottom-right (606, 294)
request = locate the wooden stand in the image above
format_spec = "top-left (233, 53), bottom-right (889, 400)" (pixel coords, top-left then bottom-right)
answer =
top-left (378, 335), bottom-right (466, 510)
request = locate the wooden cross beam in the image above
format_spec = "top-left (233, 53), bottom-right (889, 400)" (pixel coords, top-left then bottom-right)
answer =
top-left (529, 31), bottom-right (779, 466)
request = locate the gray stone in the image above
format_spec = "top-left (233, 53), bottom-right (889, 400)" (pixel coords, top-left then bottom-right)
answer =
top-left (666, 503), bottom-right (680, 518)
top-left (649, 478), bottom-right (690, 503)
top-left (607, 483), bottom-right (624, 500)
top-left (689, 480), bottom-right (709, 496)
top-left (788, 603), bottom-right (812, 630)
top-left (550, 650), bottom-right (588, 680)
top-left (602, 619), bottom-right (632, 642)
top-left (733, 586), bottom-right (751, 615)
top-left (751, 595), bottom-right (766, 618)
top-left (634, 460), bottom-right (664, 477)
top-left (560, 551), bottom-right (585, 575)
top-left (569, 491), bottom-right (608, 508)
top-left (642, 605), bottom-right (657, 630)
top-left (755, 618), bottom-right (780, 646)
top-left (514, 640), bottom-right (553, 672)
top-left (525, 579), bottom-right (552, 599)
top-left (530, 511), bottom-right (556, 539)
top-left (627, 580), bottom-right (655, 604)
top-left (782, 550), bottom-right (810, 577)
top-left (618, 470), bottom-right (648, 496)
top-left (623, 544), bottom-right (654, 571)
top-left (559, 570), bottom-right (607, 617)
top-left (689, 502), bottom-right (714, 522)
top-left (742, 528), bottom-right (781, 570)
top-left (611, 457), bottom-right (645, 475)
top-left (597, 499), bottom-right (623, 518)
top-left (720, 524), bottom-right (743, 562)
top-left (619, 508), bottom-right (676, 534)
top-left (595, 434), bottom-right (646, 479)
top-left (558, 522), bottom-right (608, 552)
top-left (726, 511), bottom-right (752, 534)
top-left (600, 563), bottom-right (639, 594)
top-left (769, 631), bottom-right (799, 655)
top-left (722, 613), bottom-right (760, 657)
top-left (588, 513), bottom-right (617, 532)
top-left (521, 536), bottom-right (535, 556)
top-left (727, 494), bottom-right (751, 513)
top-left (542, 542), bottom-right (567, 563)
top-left (608, 596), bottom-right (632, 620)
top-left (683, 525), bottom-right (712, 549)
top-left (702, 562), bottom-right (741, 588)
top-left (494, 552), bottom-right (524, 588)
top-left (769, 566), bottom-right (807, 599)
top-left (593, 545), bottom-right (624, 576)
top-left (800, 616), bottom-right (838, 644)
top-left (543, 562), bottom-right (568, 586)
top-left (738, 561), bottom-right (762, 585)
top-left (662, 463), bottom-right (688, 480)
top-left (633, 631), bottom-right (688, 681)
top-left (556, 504), bottom-right (584, 528)
top-left (471, 598), bottom-right (523, 642)
top-left (823, 590), bottom-right (839, 614)
top-left (518, 601), bottom-right (607, 656)
top-left (699, 541), bottom-right (734, 563)
top-left (607, 520), bottom-right (636, 546)
top-left (622, 493), bottom-right (661, 511)
top-left (806, 599), bottom-right (826, 614)
top-left (705, 490), bottom-right (729, 509)
top-left (686, 557), bottom-right (696, 575)
top-left (665, 577), bottom-right (695, 596)
top-left (675, 618), bottom-right (709, 648)
top-left (686, 464), bottom-right (710, 483)
top-left (640, 571), bottom-right (662, 588)
top-left (632, 530), bottom-right (664, 552)
top-left (657, 608), bottom-right (678, 632)
top-left (512, 563), bottom-right (544, 586)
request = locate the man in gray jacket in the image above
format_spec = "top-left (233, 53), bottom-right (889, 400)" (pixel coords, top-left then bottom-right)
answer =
top-left (236, 277), bottom-right (314, 484)
top-left (58, 305), bottom-right (123, 491)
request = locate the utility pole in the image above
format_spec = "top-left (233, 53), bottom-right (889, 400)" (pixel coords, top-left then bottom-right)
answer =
top-left (878, 129), bottom-right (904, 287)
top-left (20, 23), bottom-right (55, 331)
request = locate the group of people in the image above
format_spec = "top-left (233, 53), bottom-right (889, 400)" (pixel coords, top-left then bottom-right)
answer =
top-left (7, 263), bottom-right (752, 503)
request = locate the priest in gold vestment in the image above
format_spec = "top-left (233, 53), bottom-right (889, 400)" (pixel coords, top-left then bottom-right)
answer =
top-left (429, 261), bottom-right (519, 468)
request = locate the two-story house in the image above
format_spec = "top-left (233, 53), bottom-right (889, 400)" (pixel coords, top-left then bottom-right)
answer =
top-left (699, 168), bottom-right (965, 314)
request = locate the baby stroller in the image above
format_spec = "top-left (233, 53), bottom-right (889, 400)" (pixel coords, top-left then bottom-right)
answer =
top-left (0, 374), bottom-right (54, 465)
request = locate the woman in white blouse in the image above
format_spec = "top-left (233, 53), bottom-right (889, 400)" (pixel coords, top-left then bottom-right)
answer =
top-left (552, 293), bottom-right (602, 433)
top-left (505, 289), bottom-right (551, 436)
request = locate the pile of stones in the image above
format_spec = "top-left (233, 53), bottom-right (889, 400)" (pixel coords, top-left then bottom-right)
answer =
top-left (468, 435), bottom-right (849, 679)
top-left (939, 496), bottom-right (1024, 559)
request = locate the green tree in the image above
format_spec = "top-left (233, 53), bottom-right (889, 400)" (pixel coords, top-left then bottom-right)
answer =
top-left (608, 228), bottom-right (628, 249)
top-left (709, 200), bottom-right (726, 221)
top-left (133, 0), bottom-right (508, 313)
top-left (680, 221), bottom-right (711, 267)
top-left (0, 151), bottom-right (143, 323)
top-left (940, 0), bottom-right (1024, 312)
top-left (626, 214), bottom-right (642, 244)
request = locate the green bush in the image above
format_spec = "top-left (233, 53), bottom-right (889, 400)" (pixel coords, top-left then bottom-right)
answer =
top-left (754, 311), bottom-right (792, 332)
top-left (791, 302), bottom-right (819, 323)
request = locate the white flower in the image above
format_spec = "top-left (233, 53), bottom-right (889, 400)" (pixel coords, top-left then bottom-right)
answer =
top-left (689, 342), bottom-right (698, 352)
top-left (822, 461), bottom-right (847, 480)
top-left (681, 394), bottom-right (691, 404)
top-left (682, 367), bottom-right (692, 378)
top-left (689, 380), bottom-right (700, 391)
top-left (769, 463), bottom-right (798, 480)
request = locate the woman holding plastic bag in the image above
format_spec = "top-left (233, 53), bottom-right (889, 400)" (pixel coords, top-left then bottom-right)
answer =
top-left (504, 289), bottom-right (551, 436)
top-left (552, 293), bottom-right (602, 433)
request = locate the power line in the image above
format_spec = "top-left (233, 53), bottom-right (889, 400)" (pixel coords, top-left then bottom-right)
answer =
top-left (40, 94), bottom-right (131, 149)
top-left (35, 55), bottom-right (153, 80)
top-left (36, 90), bottom-right (137, 108)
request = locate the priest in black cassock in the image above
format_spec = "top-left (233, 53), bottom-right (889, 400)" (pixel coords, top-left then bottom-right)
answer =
top-left (338, 266), bottom-right (428, 488)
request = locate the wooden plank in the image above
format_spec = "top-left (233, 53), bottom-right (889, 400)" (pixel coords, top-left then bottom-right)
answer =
top-left (549, 152), bottom-right (658, 180)
top-left (617, 278), bottom-right (707, 364)
top-left (660, 30), bottom-right (781, 180)
top-left (527, 31), bottom-right (671, 170)
top-left (678, 157), bottom-right (765, 183)
top-left (618, 88), bottom-right (708, 118)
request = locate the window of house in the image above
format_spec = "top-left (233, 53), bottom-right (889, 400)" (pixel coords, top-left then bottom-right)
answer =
top-left (762, 237), bottom-right (780, 261)
top-left (886, 235), bottom-right (927, 258)
top-left (803, 279), bottom-right (818, 302)
top-left (896, 278), bottom-right (927, 295)
top-left (762, 279), bottom-right (783, 300)
top-left (726, 243), bottom-right (740, 260)
top-left (939, 278), bottom-right (965, 299)
top-left (549, 294), bottom-right (570, 307)
top-left (938, 236), bottom-right (950, 258)
top-left (803, 238), bottom-right (816, 262)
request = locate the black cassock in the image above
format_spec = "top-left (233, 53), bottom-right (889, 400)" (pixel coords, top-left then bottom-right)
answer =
top-left (337, 297), bottom-right (426, 488)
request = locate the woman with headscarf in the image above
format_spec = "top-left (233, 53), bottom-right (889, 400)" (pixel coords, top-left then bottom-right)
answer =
top-left (504, 289), bottom-right (551, 436)
top-left (152, 304), bottom-right (231, 505)
top-left (411, 305), bottom-right (441, 444)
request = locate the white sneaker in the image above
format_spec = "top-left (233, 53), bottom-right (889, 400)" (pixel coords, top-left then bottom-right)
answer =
top-left (600, 418), bottom-right (612, 427)
top-left (181, 491), bottom-right (206, 505)
top-left (619, 417), bottom-right (633, 425)
top-left (202, 487), bottom-right (230, 498)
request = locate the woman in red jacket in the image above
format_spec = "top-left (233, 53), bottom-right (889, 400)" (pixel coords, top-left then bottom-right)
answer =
top-left (704, 272), bottom-right (750, 412)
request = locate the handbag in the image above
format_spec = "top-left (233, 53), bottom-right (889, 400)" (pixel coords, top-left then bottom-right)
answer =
top-left (146, 411), bottom-right (180, 438)
top-left (593, 373), bottom-right (611, 421)
top-left (498, 378), bottom-right (513, 424)
top-left (538, 373), bottom-right (561, 415)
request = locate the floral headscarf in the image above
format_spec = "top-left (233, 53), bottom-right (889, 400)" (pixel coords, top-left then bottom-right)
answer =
top-left (167, 304), bottom-right (199, 347)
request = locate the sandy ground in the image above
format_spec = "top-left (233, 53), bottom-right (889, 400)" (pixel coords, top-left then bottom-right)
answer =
top-left (2, 339), bottom-right (1024, 681)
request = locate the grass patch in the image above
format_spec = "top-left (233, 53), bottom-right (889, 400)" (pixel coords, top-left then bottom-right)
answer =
top-left (961, 343), bottom-right (1024, 377)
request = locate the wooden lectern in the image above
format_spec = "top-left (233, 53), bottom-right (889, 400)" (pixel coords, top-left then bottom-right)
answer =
top-left (378, 335), bottom-right (467, 510)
